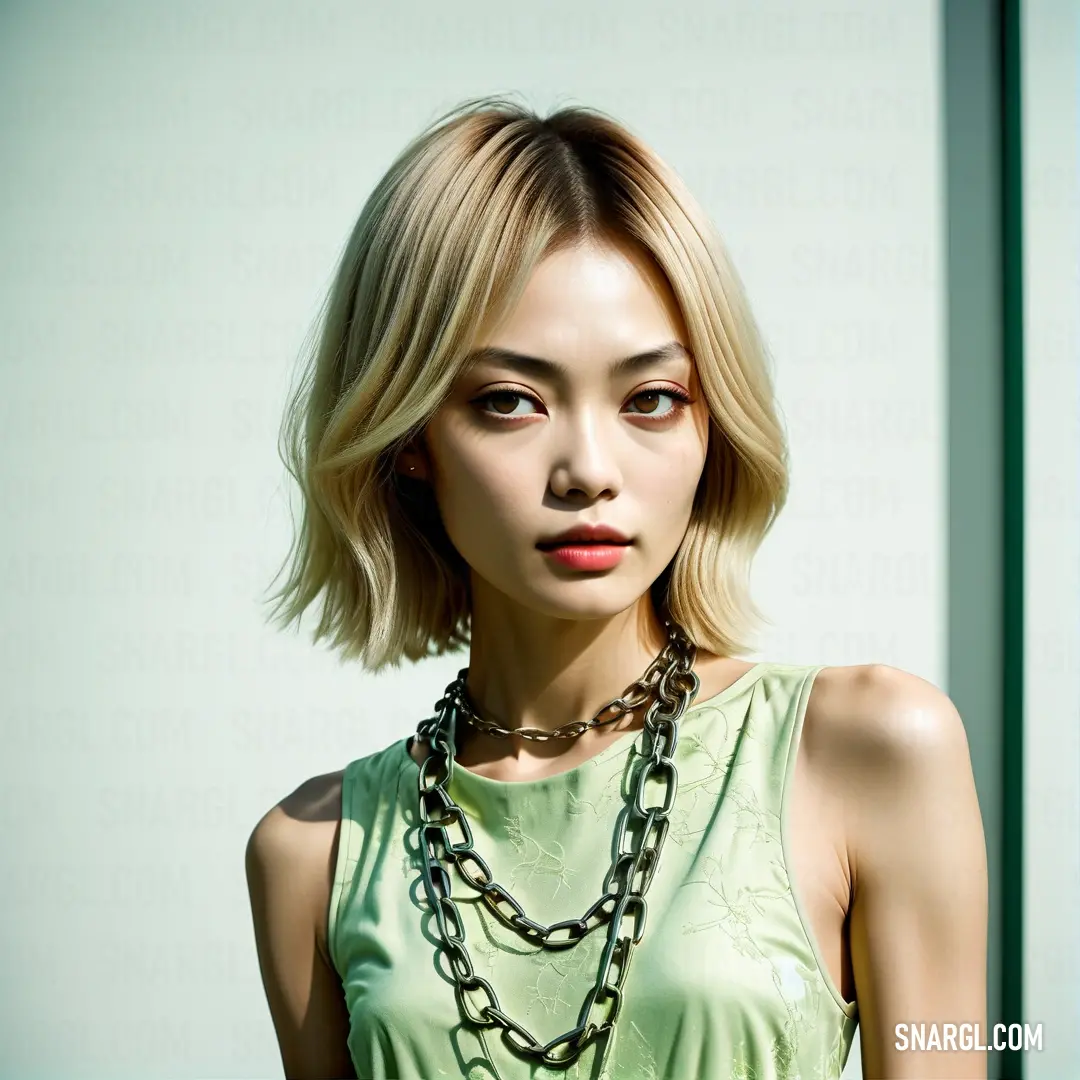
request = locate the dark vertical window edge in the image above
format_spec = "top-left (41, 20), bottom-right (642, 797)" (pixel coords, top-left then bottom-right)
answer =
top-left (944, 0), bottom-right (1024, 1074)
top-left (999, 1), bottom-right (1025, 1077)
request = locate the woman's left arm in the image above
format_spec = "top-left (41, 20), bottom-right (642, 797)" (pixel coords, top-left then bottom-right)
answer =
top-left (833, 665), bottom-right (989, 1079)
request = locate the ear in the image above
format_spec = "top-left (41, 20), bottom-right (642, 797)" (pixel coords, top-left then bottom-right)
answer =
top-left (394, 442), bottom-right (430, 482)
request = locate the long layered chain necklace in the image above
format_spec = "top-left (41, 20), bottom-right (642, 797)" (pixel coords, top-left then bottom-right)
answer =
top-left (411, 619), bottom-right (700, 1068)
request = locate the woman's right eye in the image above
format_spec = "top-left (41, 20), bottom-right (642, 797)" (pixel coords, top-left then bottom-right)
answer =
top-left (472, 389), bottom-right (542, 418)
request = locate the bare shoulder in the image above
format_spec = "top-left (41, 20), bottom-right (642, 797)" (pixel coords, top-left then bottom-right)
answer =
top-left (803, 664), bottom-right (980, 883)
top-left (245, 769), bottom-right (347, 965)
top-left (802, 669), bottom-right (987, 1078)
top-left (278, 768), bottom-right (347, 824)
top-left (247, 769), bottom-right (347, 851)
top-left (804, 663), bottom-right (970, 776)
top-left (245, 769), bottom-right (358, 1077)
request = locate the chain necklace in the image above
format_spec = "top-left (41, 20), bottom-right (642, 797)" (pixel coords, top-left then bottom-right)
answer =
top-left (412, 619), bottom-right (700, 1069)
top-left (454, 633), bottom-right (689, 743)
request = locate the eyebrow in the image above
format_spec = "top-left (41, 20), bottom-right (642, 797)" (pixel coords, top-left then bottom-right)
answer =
top-left (463, 341), bottom-right (692, 381)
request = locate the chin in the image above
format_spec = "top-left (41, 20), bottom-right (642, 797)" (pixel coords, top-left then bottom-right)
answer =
top-left (512, 581), bottom-right (653, 622)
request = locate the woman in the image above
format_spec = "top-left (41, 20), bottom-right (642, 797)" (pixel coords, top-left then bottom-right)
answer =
top-left (245, 97), bottom-right (988, 1079)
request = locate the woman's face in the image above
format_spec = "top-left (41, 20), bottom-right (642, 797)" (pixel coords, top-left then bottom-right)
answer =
top-left (411, 237), bottom-right (711, 623)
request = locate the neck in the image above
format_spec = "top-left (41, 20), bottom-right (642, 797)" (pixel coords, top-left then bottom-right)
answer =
top-left (459, 588), bottom-right (672, 761)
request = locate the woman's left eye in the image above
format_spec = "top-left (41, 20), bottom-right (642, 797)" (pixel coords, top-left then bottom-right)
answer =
top-left (625, 389), bottom-right (691, 417)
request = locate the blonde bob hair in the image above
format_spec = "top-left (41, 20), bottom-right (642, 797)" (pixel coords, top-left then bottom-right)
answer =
top-left (264, 95), bottom-right (789, 671)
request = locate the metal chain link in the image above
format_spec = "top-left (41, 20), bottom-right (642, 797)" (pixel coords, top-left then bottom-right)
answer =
top-left (412, 619), bottom-right (700, 1068)
top-left (455, 640), bottom-right (688, 742)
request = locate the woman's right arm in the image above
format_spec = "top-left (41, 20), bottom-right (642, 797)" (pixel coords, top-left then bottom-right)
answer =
top-left (245, 773), bottom-right (357, 1080)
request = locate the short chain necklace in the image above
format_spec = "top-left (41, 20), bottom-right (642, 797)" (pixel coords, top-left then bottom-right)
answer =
top-left (411, 619), bottom-right (700, 1068)
top-left (454, 632), bottom-right (690, 743)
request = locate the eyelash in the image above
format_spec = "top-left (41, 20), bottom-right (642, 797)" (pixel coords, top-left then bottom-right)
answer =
top-left (472, 384), bottom-right (694, 422)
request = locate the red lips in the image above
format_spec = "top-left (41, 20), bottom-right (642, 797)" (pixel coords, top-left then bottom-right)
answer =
top-left (536, 523), bottom-right (632, 549)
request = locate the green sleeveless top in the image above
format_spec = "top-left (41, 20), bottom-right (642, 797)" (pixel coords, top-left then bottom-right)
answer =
top-left (329, 662), bottom-right (858, 1080)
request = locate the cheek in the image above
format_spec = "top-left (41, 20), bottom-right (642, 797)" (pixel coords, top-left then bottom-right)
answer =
top-left (435, 449), bottom-right (529, 536)
top-left (640, 445), bottom-right (707, 511)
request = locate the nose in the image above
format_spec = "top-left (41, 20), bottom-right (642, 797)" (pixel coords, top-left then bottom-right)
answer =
top-left (547, 409), bottom-right (623, 501)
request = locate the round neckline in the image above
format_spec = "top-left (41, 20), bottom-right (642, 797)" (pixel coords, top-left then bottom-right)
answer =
top-left (400, 660), bottom-right (771, 789)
